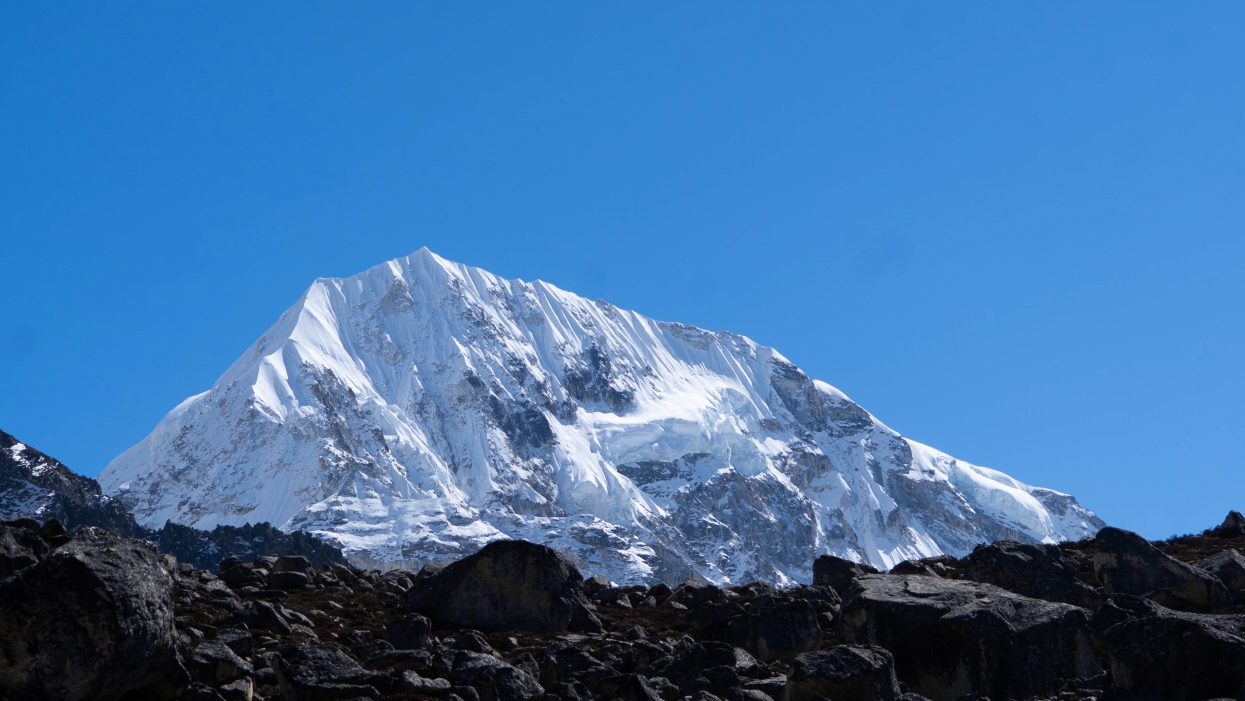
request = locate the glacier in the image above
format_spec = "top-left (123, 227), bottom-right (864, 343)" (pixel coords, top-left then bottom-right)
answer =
top-left (99, 248), bottom-right (1103, 584)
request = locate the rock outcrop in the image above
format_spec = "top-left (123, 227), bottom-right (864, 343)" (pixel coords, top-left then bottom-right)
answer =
top-left (783, 646), bottom-right (900, 701)
top-left (1093, 526), bottom-right (1233, 610)
top-left (0, 524), bottom-right (182, 701)
top-left (405, 540), bottom-right (601, 633)
top-left (961, 539), bottom-right (1103, 607)
top-left (835, 574), bottom-right (1101, 701)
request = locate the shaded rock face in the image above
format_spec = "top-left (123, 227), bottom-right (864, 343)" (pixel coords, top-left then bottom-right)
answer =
top-left (1096, 596), bottom-right (1245, 701)
top-left (811, 554), bottom-right (877, 595)
top-left (1198, 548), bottom-right (1245, 600)
top-left (0, 429), bottom-right (142, 536)
top-left (715, 599), bottom-right (822, 662)
top-left (0, 526), bottom-right (181, 701)
top-left (1093, 526), bottom-right (1232, 610)
top-left (962, 539), bottom-right (1103, 608)
top-left (783, 646), bottom-right (900, 701)
top-left (405, 540), bottom-right (600, 633)
top-left (274, 644), bottom-right (388, 701)
top-left (835, 575), bottom-right (1100, 701)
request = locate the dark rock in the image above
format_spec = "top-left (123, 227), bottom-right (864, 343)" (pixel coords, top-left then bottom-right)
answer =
top-left (962, 539), bottom-right (1103, 608)
top-left (598, 673), bottom-right (664, 701)
top-left (1213, 510), bottom-right (1245, 536)
top-left (452, 630), bottom-right (497, 655)
top-left (811, 554), bottom-right (878, 595)
top-left (221, 565), bottom-right (266, 588)
top-left (275, 555), bottom-right (313, 572)
top-left (836, 574), bottom-right (1100, 701)
top-left (405, 539), bottom-right (596, 633)
top-left (658, 642), bottom-right (761, 692)
top-left (181, 682), bottom-right (229, 701)
top-left (716, 599), bottom-right (821, 662)
top-left (384, 613), bottom-right (433, 650)
top-left (539, 644), bottom-right (614, 686)
top-left (216, 627), bottom-right (255, 657)
top-left (270, 571), bottom-right (310, 591)
top-left (1093, 526), bottom-right (1233, 610)
top-left (254, 600), bottom-right (294, 635)
top-left (742, 677), bottom-right (786, 700)
top-left (218, 677), bottom-right (255, 701)
top-left (400, 670), bottom-right (453, 693)
top-left (0, 522), bottom-right (48, 576)
top-left (886, 560), bottom-right (939, 577)
top-left (1098, 602), bottom-right (1245, 700)
top-left (583, 573), bottom-right (611, 596)
top-left (188, 640), bottom-right (254, 686)
top-left (784, 646), bottom-right (899, 701)
top-left (1197, 548), bottom-right (1245, 600)
top-left (449, 649), bottom-right (545, 701)
top-left (0, 527), bottom-right (183, 701)
top-left (274, 645), bottom-right (389, 701)
top-left (363, 649), bottom-right (434, 675)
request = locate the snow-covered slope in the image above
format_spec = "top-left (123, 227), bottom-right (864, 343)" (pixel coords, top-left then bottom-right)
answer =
top-left (100, 249), bottom-right (1103, 584)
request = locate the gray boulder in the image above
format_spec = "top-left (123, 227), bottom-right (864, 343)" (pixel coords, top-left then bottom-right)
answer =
top-left (962, 539), bottom-right (1103, 608)
top-left (716, 599), bottom-right (822, 661)
top-left (449, 649), bottom-right (545, 701)
top-left (1093, 526), bottom-right (1233, 610)
top-left (405, 539), bottom-right (599, 633)
top-left (1213, 510), bottom-right (1245, 536)
top-left (384, 613), bottom-right (433, 650)
top-left (1096, 596), bottom-right (1245, 700)
top-left (274, 644), bottom-right (389, 701)
top-left (783, 646), bottom-right (899, 701)
top-left (812, 554), bottom-right (878, 595)
top-left (0, 527), bottom-right (183, 701)
top-left (1197, 548), bottom-right (1245, 601)
top-left (836, 574), bottom-right (1101, 701)
top-left (187, 639), bottom-right (253, 687)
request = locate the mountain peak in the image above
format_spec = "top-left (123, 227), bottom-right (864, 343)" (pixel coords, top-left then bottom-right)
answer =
top-left (99, 252), bottom-right (1103, 584)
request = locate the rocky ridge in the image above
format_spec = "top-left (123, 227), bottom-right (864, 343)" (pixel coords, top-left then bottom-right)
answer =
top-left (4, 512), bottom-right (1244, 701)
top-left (1, 428), bottom-right (344, 571)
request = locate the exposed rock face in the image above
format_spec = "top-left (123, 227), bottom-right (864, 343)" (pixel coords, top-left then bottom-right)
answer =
top-left (0, 526), bottom-right (182, 701)
top-left (405, 540), bottom-right (600, 633)
top-left (811, 554), bottom-right (878, 595)
top-left (835, 575), bottom-right (1101, 701)
top-left (99, 249), bottom-right (1104, 583)
top-left (961, 539), bottom-right (1103, 607)
top-left (1213, 510), bottom-right (1245, 536)
top-left (1096, 595), bottom-right (1245, 701)
top-left (783, 646), bottom-right (900, 701)
top-left (1093, 526), bottom-right (1233, 610)
top-left (274, 645), bottom-right (388, 701)
top-left (0, 429), bottom-right (142, 535)
top-left (1198, 548), bottom-right (1245, 601)
top-left (713, 599), bottom-right (822, 662)
top-left (148, 520), bottom-right (345, 571)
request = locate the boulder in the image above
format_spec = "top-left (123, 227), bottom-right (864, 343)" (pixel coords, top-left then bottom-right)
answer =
top-left (0, 527), bottom-right (184, 701)
top-left (1097, 596), bottom-right (1245, 700)
top-left (384, 613), bottom-right (433, 650)
top-left (0, 522), bottom-right (48, 576)
top-left (1197, 548), bottom-right (1245, 600)
top-left (715, 599), bottom-right (822, 661)
top-left (270, 571), bottom-right (310, 591)
top-left (783, 646), bottom-right (900, 701)
top-left (1213, 510), bottom-right (1245, 536)
top-left (598, 673), bottom-right (664, 701)
top-left (274, 644), bottom-right (389, 701)
top-left (274, 555), bottom-right (312, 573)
top-left (187, 639), bottom-right (253, 686)
top-left (404, 539), bottom-right (599, 633)
top-left (1093, 526), bottom-right (1233, 610)
top-left (655, 641), bottom-right (762, 694)
top-left (962, 539), bottom-right (1103, 608)
top-left (835, 574), bottom-right (1100, 701)
top-left (448, 649), bottom-right (544, 701)
top-left (811, 554), bottom-right (878, 595)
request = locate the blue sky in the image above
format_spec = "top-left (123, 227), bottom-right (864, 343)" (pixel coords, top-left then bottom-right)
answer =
top-left (2, 3), bottom-right (1242, 539)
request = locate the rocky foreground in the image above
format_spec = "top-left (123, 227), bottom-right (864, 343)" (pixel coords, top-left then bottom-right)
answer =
top-left (3, 514), bottom-right (1245, 701)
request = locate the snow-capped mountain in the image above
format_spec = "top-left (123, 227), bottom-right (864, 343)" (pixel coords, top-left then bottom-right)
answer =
top-left (100, 249), bottom-right (1103, 584)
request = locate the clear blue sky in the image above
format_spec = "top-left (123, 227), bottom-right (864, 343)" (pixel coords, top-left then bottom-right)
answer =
top-left (2, 4), bottom-right (1242, 539)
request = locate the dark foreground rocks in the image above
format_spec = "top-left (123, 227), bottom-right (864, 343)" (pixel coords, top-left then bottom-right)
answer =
top-left (8, 515), bottom-right (1245, 701)
top-left (405, 540), bottom-right (601, 634)
top-left (0, 523), bottom-right (183, 701)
